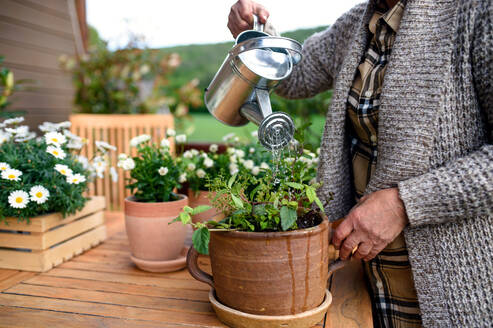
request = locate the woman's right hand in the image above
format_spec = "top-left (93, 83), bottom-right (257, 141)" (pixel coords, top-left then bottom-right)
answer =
top-left (228, 0), bottom-right (270, 38)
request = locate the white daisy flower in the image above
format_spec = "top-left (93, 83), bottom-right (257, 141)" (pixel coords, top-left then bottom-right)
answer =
top-left (251, 166), bottom-right (260, 176)
top-left (29, 185), bottom-right (50, 204)
top-left (251, 130), bottom-right (258, 138)
top-left (0, 131), bottom-right (11, 145)
top-left (235, 149), bottom-right (245, 158)
top-left (3, 117), bottom-right (24, 125)
top-left (175, 134), bottom-right (187, 144)
top-left (76, 156), bottom-right (89, 169)
top-left (0, 162), bottom-right (10, 171)
top-left (118, 157), bottom-right (135, 171)
top-left (2, 168), bottom-right (22, 181)
top-left (226, 147), bottom-right (235, 155)
top-left (166, 128), bottom-right (176, 137)
top-left (15, 132), bottom-right (36, 142)
top-left (130, 134), bottom-right (151, 147)
top-left (229, 154), bottom-right (237, 163)
top-left (110, 167), bottom-right (118, 182)
top-left (95, 141), bottom-right (117, 153)
top-left (45, 132), bottom-right (67, 146)
top-left (260, 162), bottom-right (270, 170)
top-left (46, 146), bottom-right (66, 159)
top-left (222, 133), bottom-right (235, 142)
top-left (160, 138), bottom-right (170, 148)
top-left (183, 150), bottom-right (193, 159)
top-left (118, 153), bottom-right (128, 161)
top-left (39, 122), bottom-right (58, 132)
top-left (6, 125), bottom-right (29, 136)
top-left (190, 149), bottom-right (199, 156)
top-left (178, 173), bottom-right (187, 183)
top-left (8, 190), bottom-right (29, 209)
top-left (67, 173), bottom-right (86, 185)
top-left (67, 139), bottom-right (84, 149)
top-left (204, 157), bottom-right (214, 168)
top-left (249, 147), bottom-right (255, 154)
top-left (209, 144), bottom-right (218, 153)
top-left (55, 164), bottom-right (73, 176)
top-left (243, 160), bottom-right (254, 170)
top-left (229, 163), bottom-right (239, 175)
top-left (158, 166), bottom-right (169, 176)
top-left (187, 163), bottom-right (196, 171)
top-left (196, 169), bottom-right (206, 178)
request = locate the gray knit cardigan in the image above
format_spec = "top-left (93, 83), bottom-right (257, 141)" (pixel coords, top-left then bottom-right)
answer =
top-left (276, 0), bottom-right (493, 326)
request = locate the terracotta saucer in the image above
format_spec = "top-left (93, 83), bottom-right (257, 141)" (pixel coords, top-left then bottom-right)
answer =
top-left (209, 289), bottom-right (332, 328)
top-left (131, 246), bottom-right (189, 273)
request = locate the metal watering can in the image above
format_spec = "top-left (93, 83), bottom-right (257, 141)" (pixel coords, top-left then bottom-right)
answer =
top-left (204, 15), bottom-right (302, 150)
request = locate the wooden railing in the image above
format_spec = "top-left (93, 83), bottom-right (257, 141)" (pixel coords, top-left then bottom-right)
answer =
top-left (70, 114), bottom-right (175, 211)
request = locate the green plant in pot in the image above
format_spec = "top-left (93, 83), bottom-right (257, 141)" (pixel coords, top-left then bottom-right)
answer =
top-left (173, 144), bottom-right (338, 322)
top-left (119, 133), bottom-right (189, 273)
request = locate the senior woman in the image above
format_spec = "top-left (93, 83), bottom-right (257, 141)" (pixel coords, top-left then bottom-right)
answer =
top-left (228, 0), bottom-right (492, 327)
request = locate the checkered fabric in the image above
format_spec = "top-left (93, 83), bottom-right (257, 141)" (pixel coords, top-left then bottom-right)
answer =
top-left (346, 0), bottom-right (423, 327)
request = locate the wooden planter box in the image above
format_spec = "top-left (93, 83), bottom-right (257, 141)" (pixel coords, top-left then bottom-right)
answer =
top-left (0, 197), bottom-right (106, 272)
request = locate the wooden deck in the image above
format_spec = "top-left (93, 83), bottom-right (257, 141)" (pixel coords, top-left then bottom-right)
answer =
top-left (0, 212), bottom-right (372, 328)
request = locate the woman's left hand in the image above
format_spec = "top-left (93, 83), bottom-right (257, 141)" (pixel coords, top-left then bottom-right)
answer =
top-left (332, 188), bottom-right (409, 261)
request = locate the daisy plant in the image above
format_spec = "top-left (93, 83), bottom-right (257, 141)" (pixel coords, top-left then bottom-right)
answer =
top-left (118, 132), bottom-right (181, 202)
top-left (0, 117), bottom-right (116, 221)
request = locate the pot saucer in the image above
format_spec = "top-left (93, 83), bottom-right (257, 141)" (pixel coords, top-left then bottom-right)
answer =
top-left (131, 246), bottom-right (189, 273)
top-left (209, 289), bottom-right (332, 328)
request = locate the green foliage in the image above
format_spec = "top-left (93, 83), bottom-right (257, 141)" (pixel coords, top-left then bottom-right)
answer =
top-left (0, 56), bottom-right (34, 114)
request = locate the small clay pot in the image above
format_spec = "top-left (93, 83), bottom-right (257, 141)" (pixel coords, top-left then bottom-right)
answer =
top-left (187, 190), bottom-right (221, 223)
top-left (124, 195), bottom-right (188, 272)
top-left (188, 217), bottom-right (331, 316)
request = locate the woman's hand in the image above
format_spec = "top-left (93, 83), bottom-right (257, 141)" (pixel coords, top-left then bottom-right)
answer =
top-left (228, 0), bottom-right (269, 38)
top-left (332, 188), bottom-right (409, 261)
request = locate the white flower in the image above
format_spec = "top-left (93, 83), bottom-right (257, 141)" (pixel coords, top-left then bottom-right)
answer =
top-left (8, 190), bottom-right (29, 209)
top-left (222, 133), bottom-right (235, 142)
top-left (14, 132), bottom-right (36, 142)
top-left (94, 160), bottom-right (107, 178)
top-left (183, 150), bottom-right (193, 159)
top-left (130, 134), bottom-right (151, 147)
top-left (251, 130), bottom-right (258, 138)
top-left (204, 157), bottom-right (214, 168)
top-left (178, 173), bottom-right (187, 183)
top-left (187, 163), bottom-right (196, 171)
top-left (175, 134), bottom-right (187, 144)
top-left (158, 166), bottom-right (169, 176)
top-left (0, 162), bottom-right (10, 171)
top-left (110, 167), bottom-right (118, 182)
top-left (243, 159), bottom-right (254, 170)
top-left (76, 156), bottom-right (89, 169)
top-left (45, 132), bottom-right (66, 146)
top-left (229, 154), bottom-right (237, 163)
top-left (249, 147), bottom-right (255, 154)
top-left (209, 144), bottom-right (218, 153)
top-left (6, 125), bottom-right (29, 136)
top-left (190, 149), bottom-right (199, 156)
top-left (3, 117), bottom-right (24, 125)
top-left (233, 137), bottom-right (240, 142)
top-left (118, 157), bottom-right (135, 171)
top-left (196, 169), bottom-right (206, 178)
top-left (260, 162), bottom-right (270, 170)
top-left (227, 147), bottom-right (235, 155)
top-left (0, 131), bottom-right (11, 145)
top-left (2, 168), bottom-right (22, 181)
top-left (235, 149), bottom-right (245, 158)
top-left (39, 121), bottom-right (70, 132)
top-left (55, 164), bottom-right (73, 176)
top-left (46, 146), bottom-right (66, 159)
top-left (118, 153), bottom-right (128, 161)
top-left (29, 185), bottom-right (50, 204)
top-left (251, 166), bottom-right (260, 176)
top-left (229, 163), bottom-right (239, 175)
top-left (316, 148), bottom-right (320, 155)
top-left (166, 128), bottom-right (176, 137)
top-left (67, 173), bottom-right (86, 184)
top-left (95, 141), bottom-right (117, 153)
top-left (160, 138), bottom-right (170, 149)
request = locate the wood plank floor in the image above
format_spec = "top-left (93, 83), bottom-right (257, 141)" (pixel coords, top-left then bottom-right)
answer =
top-left (0, 212), bottom-right (372, 328)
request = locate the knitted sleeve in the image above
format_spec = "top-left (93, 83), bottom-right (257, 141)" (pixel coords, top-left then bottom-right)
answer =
top-left (275, 4), bottom-right (366, 99)
top-left (398, 1), bottom-right (493, 227)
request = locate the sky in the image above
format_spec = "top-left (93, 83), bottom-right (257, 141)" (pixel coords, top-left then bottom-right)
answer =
top-left (87, 0), bottom-right (364, 49)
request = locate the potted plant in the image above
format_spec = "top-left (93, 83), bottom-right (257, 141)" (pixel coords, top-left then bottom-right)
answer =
top-left (173, 141), bottom-right (332, 319)
top-left (0, 117), bottom-right (115, 271)
top-left (118, 133), bottom-right (189, 272)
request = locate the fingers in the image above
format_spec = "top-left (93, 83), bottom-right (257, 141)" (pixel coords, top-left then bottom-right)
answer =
top-left (332, 217), bottom-right (354, 250)
top-left (363, 244), bottom-right (386, 261)
top-left (252, 3), bottom-right (269, 23)
top-left (339, 231), bottom-right (363, 260)
top-left (228, 7), bottom-right (250, 38)
top-left (227, 0), bottom-right (270, 38)
top-left (353, 241), bottom-right (373, 260)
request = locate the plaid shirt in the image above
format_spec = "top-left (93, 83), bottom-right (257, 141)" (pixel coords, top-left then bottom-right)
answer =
top-left (347, 0), bottom-right (423, 327)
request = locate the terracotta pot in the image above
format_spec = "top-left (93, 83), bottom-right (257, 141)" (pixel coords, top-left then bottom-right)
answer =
top-left (188, 218), bottom-right (332, 316)
top-left (187, 190), bottom-right (221, 223)
top-left (124, 195), bottom-right (188, 271)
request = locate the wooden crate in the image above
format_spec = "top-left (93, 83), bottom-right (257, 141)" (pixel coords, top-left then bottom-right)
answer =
top-left (70, 114), bottom-right (175, 211)
top-left (0, 197), bottom-right (106, 272)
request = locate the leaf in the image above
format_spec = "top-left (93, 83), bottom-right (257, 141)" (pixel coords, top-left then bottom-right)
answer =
top-left (306, 186), bottom-right (316, 203)
top-left (231, 194), bottom-right (244, 209)
top-left (192, 205), bottom-right (212, 215)
top-left (180, 212), bottom-right (191, 224)
top-left (314, 195), bottom-right (325, 213)
top-left (192, 227), bottom-right (210, 255)
top-left (286, 182), bottom-right (303, 190)
top-left (280, 206), bottom-right (297, 231)
top-left (228, 173), bottom-right (237, 189)
top-left (253, 204), bottom-right (267, 216)
top-left (183, 206), bottom-right (194, 214)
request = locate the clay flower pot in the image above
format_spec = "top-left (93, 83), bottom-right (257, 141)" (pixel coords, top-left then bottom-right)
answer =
top-left (187, 190), bottom-right (221, 223)
top-left (124, 195), bottom-right (188, 272)
top-left (188, 218), bottom-right (330, 316)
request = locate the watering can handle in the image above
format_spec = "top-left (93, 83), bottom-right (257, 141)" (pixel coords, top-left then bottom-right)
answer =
top-left (252, 14), bottom-right (265, 32)
top-left (230, 36), bottom-right (303, 65)
top-left (187, 246), bottom-right (215, 289)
